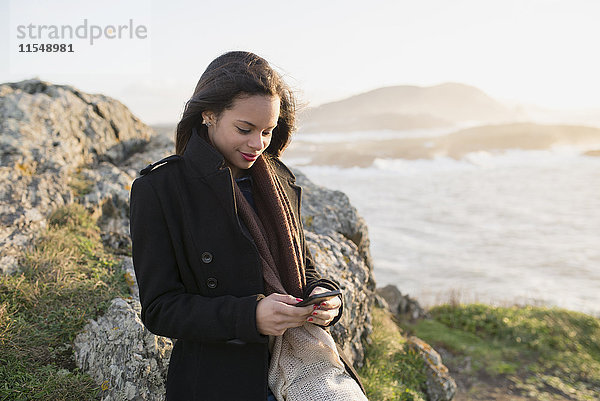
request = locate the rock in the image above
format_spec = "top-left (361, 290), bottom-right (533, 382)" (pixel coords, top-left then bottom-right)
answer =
top-left (76, 162), bottom-right (135, 238)
top-left (305, 230), bottom-right (372, 366)
top-left (377, 284), bottom-right (404, 314)
top-left (294, 169), bottom-right (373, 273)
top-left (294, 169), bottom-right (375, 365)
top-left (408, 336), bottom-right (457, 401)
top-left (0, 79), bottom-right (151, 274)
top-left (73, 297), bottom-right (172, 401)
top-left (377, 284), bottom-right (428, 320)
top-left (0, 166), bottom-right (72, 274)
top-left (0, 79), bottom-right (151, 173)
top-left (121, 257), bottom-right (140, 303)
top-left (120, 129), bottom-right (174, 176)
top-left (399, 293), bottom-right (428, 320)
top-left (101, 231), bottom-right (132, 255)
top-left (374, 293), bottom-right (390, 310)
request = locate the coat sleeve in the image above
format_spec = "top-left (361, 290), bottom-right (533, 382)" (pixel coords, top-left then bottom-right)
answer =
top-left (130, 177), bottom-right (267, 344)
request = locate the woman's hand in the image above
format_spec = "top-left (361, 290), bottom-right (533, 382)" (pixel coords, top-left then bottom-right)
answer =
top-left (256, 293), bottom-right (315, 336)
top-left (306, 286), bottom-right (342, 326)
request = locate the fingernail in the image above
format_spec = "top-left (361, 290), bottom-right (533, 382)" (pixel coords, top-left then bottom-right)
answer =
top-left (296, 298), bottom-right (303, 302)
top-left (308, 318), bottom-right (313, 322)
top-left (313, 304), bottom-right (318, 309)
top-left (321, 302), bottom-right (327, 306)
top-left (312, 312), bottom-right (317, 316)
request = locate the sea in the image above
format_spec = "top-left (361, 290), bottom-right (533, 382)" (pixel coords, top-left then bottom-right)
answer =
top-left (282, 128), bottom-right (600, 316)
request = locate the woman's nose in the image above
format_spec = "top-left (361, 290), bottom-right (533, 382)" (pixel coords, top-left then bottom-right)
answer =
top-left (248, 132), bottom-right (265, 150)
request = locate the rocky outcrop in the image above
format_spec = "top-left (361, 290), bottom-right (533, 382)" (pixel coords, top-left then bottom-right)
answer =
top-left (295, 170), bottom-right (373, 272)
top-left (408, 336), bottom-right (457, 401)
top-left (377, 284), bottom-right (455, 401)
top-left (73, 297), bottom-right (172, 401)
top-left (377, 284), bottom-right (428, 320)
top-left (0, 79), bottom-right (152, 274)
top-left (294, 170), bottom-right (374, 365)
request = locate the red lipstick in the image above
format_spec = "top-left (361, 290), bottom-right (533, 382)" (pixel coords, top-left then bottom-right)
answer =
top-left (240, 152), bottom-right (259, 161)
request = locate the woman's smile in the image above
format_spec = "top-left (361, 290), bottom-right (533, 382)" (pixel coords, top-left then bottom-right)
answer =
top-left (203, 94), bottom-right (280, 178)
top-left (240, 151), bottom-right (260, 161)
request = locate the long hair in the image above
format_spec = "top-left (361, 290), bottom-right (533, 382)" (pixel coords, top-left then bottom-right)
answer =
top-left (175, 51), bottom-right (296, 157)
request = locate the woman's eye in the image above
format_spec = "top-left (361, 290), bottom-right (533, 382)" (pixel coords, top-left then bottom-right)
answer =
top-left (263, 131), bottom-right (273, 136)
top-left (236, 127), bottom-right (251, 134)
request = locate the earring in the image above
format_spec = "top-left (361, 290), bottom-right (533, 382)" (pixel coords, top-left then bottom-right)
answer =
top-left (202, 119), bottom-right (212, 127)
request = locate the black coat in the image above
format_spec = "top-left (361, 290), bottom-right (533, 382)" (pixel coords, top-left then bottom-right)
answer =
top-left (129, 131), bottom-right (347, 400)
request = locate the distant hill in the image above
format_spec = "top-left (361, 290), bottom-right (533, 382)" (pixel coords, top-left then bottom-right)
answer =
top-left (298, 83), bottom-right (517, 133)
top-left (284, 123), bottom-right (600, 167)
top-left (437, 123), bottom-right (600, 156)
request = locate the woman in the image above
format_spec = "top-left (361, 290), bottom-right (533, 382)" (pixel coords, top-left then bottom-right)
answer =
top-left (130, 51), bottom-right (366, 400)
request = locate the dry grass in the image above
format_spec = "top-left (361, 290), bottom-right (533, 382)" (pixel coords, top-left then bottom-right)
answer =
top-left (0, 203), bottom-right (130, 400)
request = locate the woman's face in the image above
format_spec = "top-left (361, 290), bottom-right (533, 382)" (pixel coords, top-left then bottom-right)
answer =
top-left (204, 94), bottom-right (280, 178)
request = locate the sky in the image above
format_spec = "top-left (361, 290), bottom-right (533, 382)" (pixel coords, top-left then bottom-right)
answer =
top-left (1, 0), bottom-right (600, 124)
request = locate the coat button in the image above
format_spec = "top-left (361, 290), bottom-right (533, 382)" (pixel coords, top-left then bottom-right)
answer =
top-left (201, 252), bottom-right (213, 263)
top-left (206, 277), bottom-right (218, 289)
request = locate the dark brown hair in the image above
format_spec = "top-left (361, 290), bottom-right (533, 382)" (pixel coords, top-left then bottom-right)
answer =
top-left (175, 51), bottom-right (296, 157)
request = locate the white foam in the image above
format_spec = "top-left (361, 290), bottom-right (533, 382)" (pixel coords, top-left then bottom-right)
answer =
top-left (293, 126), bottom-right (463, 143)
top-left (368, 147), bottom-right (599, 173)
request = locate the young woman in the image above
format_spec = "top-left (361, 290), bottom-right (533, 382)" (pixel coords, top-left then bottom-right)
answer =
top-left (130, 51), bottom-right (367, 400)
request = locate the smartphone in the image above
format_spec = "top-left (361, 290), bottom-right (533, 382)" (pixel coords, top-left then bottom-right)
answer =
top-left (294, 290), bottom-right (341, 307)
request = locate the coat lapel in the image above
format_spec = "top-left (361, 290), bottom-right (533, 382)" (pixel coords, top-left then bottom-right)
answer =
top-left (201, 169), bottom-right (239, 229)
top-left (180, 128), bottom-right (247, 264)
top-left (183, 128), bottom-right (238, 225)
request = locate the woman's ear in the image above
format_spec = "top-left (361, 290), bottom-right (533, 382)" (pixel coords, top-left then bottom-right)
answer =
top-left (202, 111), bottom-right (215, 126)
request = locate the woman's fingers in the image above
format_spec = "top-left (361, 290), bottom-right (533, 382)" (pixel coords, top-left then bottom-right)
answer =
top-left (318, 295), bottom-right (341, 310)
top-left (256, 293), bottom-right (315, 335)
top-left (257, 291), bottom-right (343, 334)
top-left (271, 293), bottom-right (305, 306)
top-left (307, 307), bottom-right (338, 325)
top-left (306, 294), bottom-right (342, 326)
top-left (308, 286), bottom-right (342, 310)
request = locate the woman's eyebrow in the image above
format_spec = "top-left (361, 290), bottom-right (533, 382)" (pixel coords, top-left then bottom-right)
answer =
top-left (236, 119), bottom-right (277, 129)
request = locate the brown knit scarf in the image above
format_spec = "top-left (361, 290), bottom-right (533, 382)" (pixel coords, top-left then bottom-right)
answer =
top-left (233, 155), bottom-right (306, 298)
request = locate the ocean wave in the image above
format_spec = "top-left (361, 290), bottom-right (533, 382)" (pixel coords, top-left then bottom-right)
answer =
top-left (370, 147), bottom-right (600, 172)
top-left (293, 126), bottom-right (463, 143)
top-left (294, 148), bottom-right (599, 177)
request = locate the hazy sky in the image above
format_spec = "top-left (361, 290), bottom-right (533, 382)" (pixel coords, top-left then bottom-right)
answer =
top-left (1, 0), bottom-right (599, 124)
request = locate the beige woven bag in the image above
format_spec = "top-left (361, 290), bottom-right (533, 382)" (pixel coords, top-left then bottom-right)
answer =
top-left (269, 323), bottom-right (369, 401)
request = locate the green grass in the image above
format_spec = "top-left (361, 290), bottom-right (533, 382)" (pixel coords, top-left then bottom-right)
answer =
top-left (358, 307), bottom-right (428, 401)
top-left (68, 170), bottom-right (94, 198)
top-left (406, 303), bottom-right (600, 400)
top-left (0, 204), bottom-right (130, 400)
